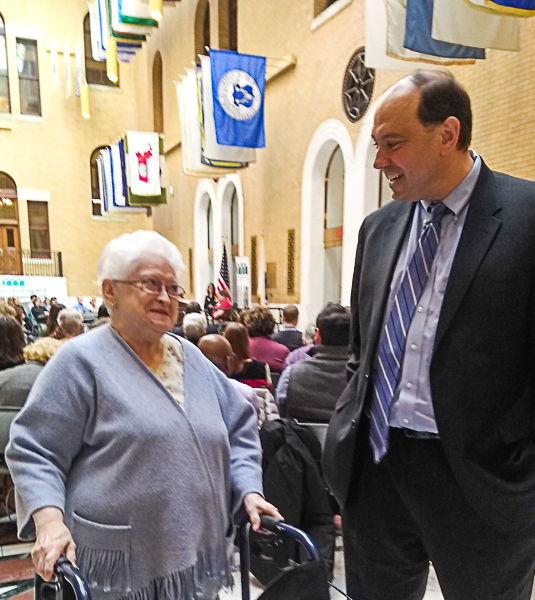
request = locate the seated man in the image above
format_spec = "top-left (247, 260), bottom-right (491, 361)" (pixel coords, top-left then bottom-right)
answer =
top-left (276, 304), bottom-right (350, 422)
top-left (73, 296), bottom-right (90, 314)
top-left (271, 305), bottom-right (303, 351)
top-left (31, 297), bottom-right (49, 325)
top-left (198, 334), bottom-right (259, 417)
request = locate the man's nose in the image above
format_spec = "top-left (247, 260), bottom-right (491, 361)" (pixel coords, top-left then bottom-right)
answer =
top-left (373, 146), bottom-right (389, 170)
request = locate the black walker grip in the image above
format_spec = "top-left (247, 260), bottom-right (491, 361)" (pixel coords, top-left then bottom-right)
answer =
top-left (260, 515), bottom-right (281, 532)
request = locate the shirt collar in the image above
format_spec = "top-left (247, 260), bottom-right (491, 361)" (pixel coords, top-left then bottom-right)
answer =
top-left (421, 150), bottom-right (481, 217)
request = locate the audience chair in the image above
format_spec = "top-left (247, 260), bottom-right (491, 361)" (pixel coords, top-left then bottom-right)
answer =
top-left (0, 407), bottom-right (20, 531)
top-left (294, 421), bottom-right (329, 450)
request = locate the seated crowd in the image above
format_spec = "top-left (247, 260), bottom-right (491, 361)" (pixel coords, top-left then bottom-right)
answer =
top-left (1, 292), bottom-right (349, 426)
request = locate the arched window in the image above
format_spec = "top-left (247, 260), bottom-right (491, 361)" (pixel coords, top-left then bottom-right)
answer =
top-left (194, 0), bottom-right (210, 60)
top-left (152, 52), bottom-right (164, 133)
top-left (323, 145), bottom-right (344, 305)
top-left (219, 0), bottom-right (237, 51)
top-left (84, 14), bottom-right (118, 87)
top-left (90, 146), bottom-right (108, 216)
top-left (0, 172), bottom-right (22, 272)
top-left (0, 14), bottom-right (10, 113)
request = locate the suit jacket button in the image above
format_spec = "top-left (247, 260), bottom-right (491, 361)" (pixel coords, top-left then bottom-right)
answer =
top-left (351, 420), bottom-right (357, 429)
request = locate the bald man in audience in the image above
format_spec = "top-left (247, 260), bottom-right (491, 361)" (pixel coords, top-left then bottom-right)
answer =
top-left (198, 335), bottom-right (259, 416)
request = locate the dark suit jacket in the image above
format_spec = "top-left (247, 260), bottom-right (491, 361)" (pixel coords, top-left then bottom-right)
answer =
top-left (271, 329), bottom-right (303, 351)
top-left (323, 159), bottom-right (535, 534)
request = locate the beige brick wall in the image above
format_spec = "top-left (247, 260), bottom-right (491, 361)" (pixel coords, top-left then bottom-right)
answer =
top-left (0, 0), bottom-right (153, 297)
top-left (6, 0), bottom-right (535, 303)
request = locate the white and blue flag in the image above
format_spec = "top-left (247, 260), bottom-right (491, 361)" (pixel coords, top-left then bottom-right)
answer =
top-left (210, 49), bottom-right (266, 149)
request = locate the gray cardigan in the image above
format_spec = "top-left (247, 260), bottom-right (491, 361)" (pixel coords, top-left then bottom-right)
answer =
top-left (6, 325), bottom-right (263, 600)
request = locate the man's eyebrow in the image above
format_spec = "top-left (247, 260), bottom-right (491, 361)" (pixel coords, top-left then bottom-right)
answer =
top-left (378, 133), bottom-right (404, 141)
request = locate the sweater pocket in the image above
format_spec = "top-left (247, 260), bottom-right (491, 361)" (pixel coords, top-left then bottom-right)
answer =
top-left (72, 511), bottom-right (132, 593)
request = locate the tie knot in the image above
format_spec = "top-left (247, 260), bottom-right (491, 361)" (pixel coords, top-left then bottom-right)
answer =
top-left (427, 202), bottom-right (450, 224)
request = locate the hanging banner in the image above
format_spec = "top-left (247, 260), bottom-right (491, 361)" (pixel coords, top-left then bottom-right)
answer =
top-left (404, 0), bottom-right (485, 59)
top-left (432, 0), bottom-right (520, 51)
top-left (125, 131), bottom-right (161, 196)
top-left (210, 49), bottom-right (266, 148)
top-left (235, 256), bottom-right (251, 310)
top-left (199, 55), bottom-right (255, 165)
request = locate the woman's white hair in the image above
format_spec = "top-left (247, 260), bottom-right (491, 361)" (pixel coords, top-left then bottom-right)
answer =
top-left (97, 230), bottom-right (186, 286)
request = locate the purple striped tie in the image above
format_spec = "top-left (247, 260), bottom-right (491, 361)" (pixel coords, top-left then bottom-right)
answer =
top-left (369, 202), bottom-right (450, 463)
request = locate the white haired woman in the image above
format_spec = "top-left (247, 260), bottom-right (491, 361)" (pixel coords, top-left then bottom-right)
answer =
top-left (6, 230), bottom-right (280, 600)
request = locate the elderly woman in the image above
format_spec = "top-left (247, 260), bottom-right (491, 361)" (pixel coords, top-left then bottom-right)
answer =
top-left (6, 230), bottom-right (280, 600)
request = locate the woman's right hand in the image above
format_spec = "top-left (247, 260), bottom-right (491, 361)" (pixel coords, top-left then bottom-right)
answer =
top-left (32, 507), bottom-right (77, 581)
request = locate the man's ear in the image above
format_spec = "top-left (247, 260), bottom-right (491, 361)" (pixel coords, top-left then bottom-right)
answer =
top-left (440, 116), bottom-right (461, 155)
top-left (101, 279), bottom-right (116, 309)
top-left (314, 328), bottom-right (321, 345)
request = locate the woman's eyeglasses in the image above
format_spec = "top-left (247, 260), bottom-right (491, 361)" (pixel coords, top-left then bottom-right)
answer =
top-left (114, 278), bottom-right (185, 300)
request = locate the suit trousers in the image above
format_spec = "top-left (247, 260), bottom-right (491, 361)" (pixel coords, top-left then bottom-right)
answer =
top-left (342, 424), bottom-right (535, 600)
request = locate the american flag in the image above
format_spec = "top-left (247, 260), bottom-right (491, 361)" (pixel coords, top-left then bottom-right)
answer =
top-left (217, 245), bottom-right (232, 302)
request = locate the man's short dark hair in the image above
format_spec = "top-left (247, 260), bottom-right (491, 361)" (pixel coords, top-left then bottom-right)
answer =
top-left (316, 303), bottom-right (350, 346)
top-left (283, 305), bottom-right (299, 324)
top-left (407, 70), bottom-right (472, 151)
top-left (185, 302), bottom-right (202, 314)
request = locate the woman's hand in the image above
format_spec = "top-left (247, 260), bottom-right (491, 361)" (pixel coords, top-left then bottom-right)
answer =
top-left (244, 493), bottom-right (283, 531)
top-left (32, 507), bottom-right (77, 581)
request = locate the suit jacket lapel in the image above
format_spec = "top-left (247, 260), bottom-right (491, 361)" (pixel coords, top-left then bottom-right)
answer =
top-left (434, 161), bottom-right (503, 351)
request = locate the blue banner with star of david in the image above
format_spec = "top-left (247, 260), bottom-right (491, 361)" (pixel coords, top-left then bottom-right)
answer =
top-left (210, 49), bottom-right (266, 148)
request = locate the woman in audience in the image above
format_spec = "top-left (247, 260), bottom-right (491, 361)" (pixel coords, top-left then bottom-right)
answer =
top-left (212, 289), bottom-right (232, 321)
top-left (7, 298), bottom-right (31, 329)
top-left (223, 323), bottom-right (279, 424)
top-left (0, 316), bottom-right (26, 372)
top-left (204, 282), bottom-right (218, 318)
top-left (6, 230), bottom-right (280, 600)
top-left (224, 322), bottom-right (272, 390)
top-left (45, 303), bottom-right (67, 339)
top-left (240, 307), bottom-right (289, 373)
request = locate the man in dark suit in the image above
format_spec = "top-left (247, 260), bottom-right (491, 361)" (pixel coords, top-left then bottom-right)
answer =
top-left (271, 304), bottom-right (303, 351)
top-left (323, 70), bottom-right (535, 600)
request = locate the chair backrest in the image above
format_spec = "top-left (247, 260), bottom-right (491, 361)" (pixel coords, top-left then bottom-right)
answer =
top-left (0, 407), bottom-right (19, 454)
top-left (295, 421), bottom-right (329, 450)
top-left (0, 407), bottom-right (19, 475)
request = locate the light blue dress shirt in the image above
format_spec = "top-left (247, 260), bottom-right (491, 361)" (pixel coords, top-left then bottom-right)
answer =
top-left (387, 151), bottom-right (481, 433)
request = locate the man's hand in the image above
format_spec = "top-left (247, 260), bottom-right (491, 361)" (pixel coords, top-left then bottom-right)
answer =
top-left (244, 493), bottom-right (283, 531)
top-left (32, 507), bottom-right (76, 581)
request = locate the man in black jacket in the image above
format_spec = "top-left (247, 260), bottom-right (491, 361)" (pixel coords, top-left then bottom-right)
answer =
top-left (323, 70), bottom-right (535, 600)
top-left (276, 304), bottom-right (350, 422)
top-left (271, 305), bottom-right (303, 351)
